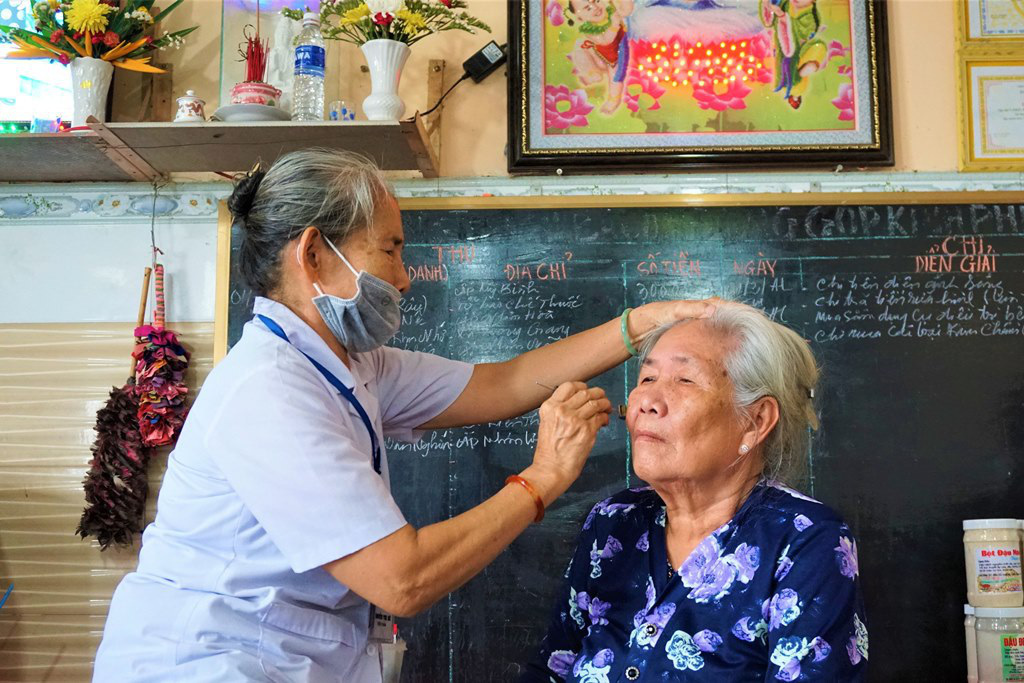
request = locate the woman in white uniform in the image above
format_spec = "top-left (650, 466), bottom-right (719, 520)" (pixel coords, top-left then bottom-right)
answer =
top-left (93, 149), bottom-right (714, 682)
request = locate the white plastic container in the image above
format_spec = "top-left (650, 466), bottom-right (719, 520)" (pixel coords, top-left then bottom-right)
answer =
top-left (965, 519), bottom-right (1024, 608)
top-left (966, 604), bottom-right (978, 683)
top-left (975, 607), bottom-right (1024, 682)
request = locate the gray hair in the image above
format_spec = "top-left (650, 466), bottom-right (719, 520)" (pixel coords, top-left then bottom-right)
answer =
top-left (227, 148), bottom-right (391, 296)
top-left (636, 301), bottom-right (820, 484)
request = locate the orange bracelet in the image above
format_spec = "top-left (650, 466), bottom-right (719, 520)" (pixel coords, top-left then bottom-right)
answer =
top-left (506, 475), bottom-right (545, 523)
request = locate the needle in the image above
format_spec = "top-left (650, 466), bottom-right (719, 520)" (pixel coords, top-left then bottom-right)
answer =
top-left (537, 381), bottom-right (627, 420)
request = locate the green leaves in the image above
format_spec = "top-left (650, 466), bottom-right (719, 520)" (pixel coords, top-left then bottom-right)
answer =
top-left (279, 0), bottom-right (490, 47)
top-left (150, 0), bottom-right (184, 25)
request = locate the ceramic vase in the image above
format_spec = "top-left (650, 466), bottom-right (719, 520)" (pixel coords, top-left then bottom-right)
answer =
top-left (69, 57), bottom-right (114, 126)
top-left (360, 39), bottom-right (411, 121)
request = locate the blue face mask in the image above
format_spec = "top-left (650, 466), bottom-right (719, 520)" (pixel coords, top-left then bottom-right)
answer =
top-left (303, 237), bottom-right (402, 353)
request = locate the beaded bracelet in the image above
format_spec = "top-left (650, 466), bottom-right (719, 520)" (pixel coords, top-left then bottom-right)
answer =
top-left (506, 475), bottom-right (545, 523)
top-left (620, 308), bottom-right (639, 356)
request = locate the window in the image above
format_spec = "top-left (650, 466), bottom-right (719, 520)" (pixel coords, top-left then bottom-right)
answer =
top-left (0, 0), bottom-right (73, 125)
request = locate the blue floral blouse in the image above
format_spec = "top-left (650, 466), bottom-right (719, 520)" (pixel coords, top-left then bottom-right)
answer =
top-left (519, 481), bottom-right (868, 682)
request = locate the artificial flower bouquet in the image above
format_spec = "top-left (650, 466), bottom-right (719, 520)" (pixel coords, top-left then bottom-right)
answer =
top-left (0, 0), bottom-right (197, 72)
top-left (281, 0), bottom-right (489, 46)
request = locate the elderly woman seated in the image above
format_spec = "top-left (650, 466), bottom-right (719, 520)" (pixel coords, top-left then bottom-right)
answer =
top-left (520, 301), bottom-right (867, 682)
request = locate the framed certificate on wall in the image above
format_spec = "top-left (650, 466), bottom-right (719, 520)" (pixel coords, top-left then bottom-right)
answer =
top-left (958, 0), bottom-right (1024, 45)
top-left (959, 57), bottom-right (1024, 170)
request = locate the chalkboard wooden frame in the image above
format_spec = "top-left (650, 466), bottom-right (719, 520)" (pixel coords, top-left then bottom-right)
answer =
top-left (214, 189), bottom-right (1022, 360)
top-left (507, 0), bottom-right (895, 174)
top-left (213, 201), bottom-right (233, 365)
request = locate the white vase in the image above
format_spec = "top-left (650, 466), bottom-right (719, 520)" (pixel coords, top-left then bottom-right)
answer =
top-left (69, 57), bottom-right (114, 126)
top-left (360, 39), bottom-right (411, 121)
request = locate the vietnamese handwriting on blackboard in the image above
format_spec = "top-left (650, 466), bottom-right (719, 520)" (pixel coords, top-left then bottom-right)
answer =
top-left (232, 232), bottom-right (1024, 357)
top-left (396, 278), bottom-right (586, 356)
top-left (636, 251), bottom-right (703, 277)
top-left (915, 236), bottom-right (998, 274)
top-left (406, 244), bottom-right (475, 282)
top-left (229, 286), bottom-right (255, 310)
top-left (747, 203), bottom-right (1022, 240)
top-left (504, 251), bottom-right (573, 282)
top-left (387, 413), bottom-right (543, 456)
top-left (812, 273), bottom-right (1023, 342)
top-left (394, 240), bottom-right (1024, 359)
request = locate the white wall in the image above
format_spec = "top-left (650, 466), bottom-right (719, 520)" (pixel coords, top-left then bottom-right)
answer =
top-left (0, 184), bottom-right (225, 323)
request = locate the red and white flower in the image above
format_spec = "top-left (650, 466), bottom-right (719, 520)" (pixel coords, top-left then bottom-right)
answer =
top-left (831, 82), bottom-right (855, 121)
top-left (624, 69), bottom-right (666, 113)
top-left (544, 84), bottom-right (593, 130)
top-left (692, 77), bottom-right (752, 111)
top-left (546, 0), bottom-right (564, 27)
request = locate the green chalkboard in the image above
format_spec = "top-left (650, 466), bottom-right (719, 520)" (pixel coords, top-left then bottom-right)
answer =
top-left (223, 194), bottom-right (1024, 682)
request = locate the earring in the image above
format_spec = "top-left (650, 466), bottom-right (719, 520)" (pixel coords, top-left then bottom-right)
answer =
top-left (739, 444), bottom-right (750, 455)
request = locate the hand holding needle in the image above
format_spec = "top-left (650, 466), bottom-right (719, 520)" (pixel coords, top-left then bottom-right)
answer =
top-left (536, 381), bottom-right (626, 419)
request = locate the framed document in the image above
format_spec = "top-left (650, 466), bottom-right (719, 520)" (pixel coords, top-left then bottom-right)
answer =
top-left (958, 0), bottom-right (1024, 45)
top-left (959, 57), bottom-right (1024, 171)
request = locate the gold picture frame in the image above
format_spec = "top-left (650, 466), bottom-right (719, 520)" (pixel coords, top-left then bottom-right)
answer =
top-left (957, 55), bottom-right (1024, 171)
top-left (956, 0), bottom-right (1024, 47)
top-left (955, 1), bottom-right (1024, 171)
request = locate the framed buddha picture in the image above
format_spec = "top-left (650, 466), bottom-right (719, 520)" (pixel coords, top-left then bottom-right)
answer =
top-left (508, 0), bottom-right (894, 173)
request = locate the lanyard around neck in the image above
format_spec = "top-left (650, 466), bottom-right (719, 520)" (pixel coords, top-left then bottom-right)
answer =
top-left (257, 314), bottom-right (382, 475)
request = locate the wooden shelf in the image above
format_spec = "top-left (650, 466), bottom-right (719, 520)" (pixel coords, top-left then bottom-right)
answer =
top-left (0, 118), bottom-right (438, 182)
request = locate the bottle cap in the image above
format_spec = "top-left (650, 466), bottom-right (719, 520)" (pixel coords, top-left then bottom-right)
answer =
top-left (965, 604), bottom-right (975, 615)
top-left (302, 11), bottom-right (319, 25)
top-left (963, 518), bottom-right (1020, 530)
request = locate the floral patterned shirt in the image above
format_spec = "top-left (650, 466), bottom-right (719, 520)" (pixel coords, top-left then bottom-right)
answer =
top-left (519, 481), bottom-right (868, 682)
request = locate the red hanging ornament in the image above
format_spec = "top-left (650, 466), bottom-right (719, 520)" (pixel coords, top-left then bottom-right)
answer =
top-left (133, 263), bottom-right (191, 447)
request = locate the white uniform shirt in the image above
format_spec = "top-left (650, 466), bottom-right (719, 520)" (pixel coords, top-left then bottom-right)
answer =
top-left (93, 297), bottom-right (473, 682)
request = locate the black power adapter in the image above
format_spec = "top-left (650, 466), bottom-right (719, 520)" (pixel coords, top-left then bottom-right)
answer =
top-left (462, 41), bottom-right (507, 83)
top-left (416, 41), bottom-right (507, 118)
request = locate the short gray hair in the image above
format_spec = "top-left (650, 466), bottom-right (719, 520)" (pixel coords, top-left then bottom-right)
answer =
top-left (227, 148), bottom-right (391, 296)
top-left (637, 301), bottom-right (820, 484)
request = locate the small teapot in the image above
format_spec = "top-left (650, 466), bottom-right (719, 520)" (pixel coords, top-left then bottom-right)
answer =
top-left (174, 90), bottom-right (206, 122)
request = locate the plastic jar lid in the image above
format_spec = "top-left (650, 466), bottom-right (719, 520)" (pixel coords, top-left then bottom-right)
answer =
top-left (974, 607), bottom-right (1024, 618)
top-left (963, 519), bottom-right (1020, 530)
top-left (965, 604), bottom-right (976, 615)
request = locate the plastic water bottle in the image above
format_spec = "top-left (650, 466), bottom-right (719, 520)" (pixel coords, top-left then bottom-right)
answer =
top-left (292, 12), bottom-right (325, 121)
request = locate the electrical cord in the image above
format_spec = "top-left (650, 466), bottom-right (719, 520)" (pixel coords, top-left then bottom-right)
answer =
top-left (409, 71), bottom-right (471, 121)
top-left (411, 41), bottom-right (507, 120)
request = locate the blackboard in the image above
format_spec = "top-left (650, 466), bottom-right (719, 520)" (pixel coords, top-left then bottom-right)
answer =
top-left (222, 194), bottom-right (1024, 682)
